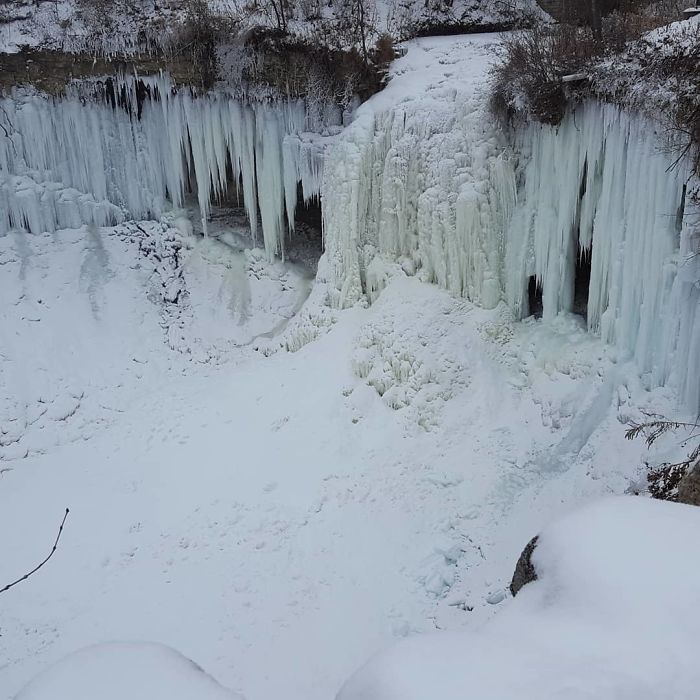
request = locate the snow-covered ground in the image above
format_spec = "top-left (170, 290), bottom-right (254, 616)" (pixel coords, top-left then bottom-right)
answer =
top-left (0, 210), bottom-right (686, 699)
top-left (16, 642), bottom-right (244, 700)
top-left (0, 215), bottom-right (313, 460)
top-left (339, 497), bottom-right (700, 700)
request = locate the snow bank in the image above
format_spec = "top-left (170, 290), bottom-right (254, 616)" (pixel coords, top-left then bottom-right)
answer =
top-left (0, 75), bottom-right (334, 259)
top-left (15, 641), bottom-right (244, 700)
top-left (322, 36), bottom-right (699, 412)
top-left (338, 496), bottom-right (700, 700)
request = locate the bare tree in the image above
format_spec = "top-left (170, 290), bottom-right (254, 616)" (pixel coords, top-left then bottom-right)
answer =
top-left (256, 0), bottom-right (291, 31)
top-left (332, 0), bottom-right (378, 63)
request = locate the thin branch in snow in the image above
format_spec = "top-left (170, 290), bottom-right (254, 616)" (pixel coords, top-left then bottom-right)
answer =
top-left (0, 509), bottom-right (70, 594)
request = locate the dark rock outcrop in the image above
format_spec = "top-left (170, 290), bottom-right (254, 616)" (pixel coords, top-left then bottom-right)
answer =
top-left (677, 463), bottom-right (700, 506)
top-left (510, 535), bottom-right (539, 596)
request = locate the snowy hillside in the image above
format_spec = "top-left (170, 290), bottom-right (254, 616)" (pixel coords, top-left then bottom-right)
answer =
top-left (0, 0), bottom-right (545, 55)
top-left (0, 20), bottom-right (698, 700)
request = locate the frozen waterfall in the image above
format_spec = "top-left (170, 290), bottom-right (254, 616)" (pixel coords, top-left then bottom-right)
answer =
top-left (508, 104), bottom-right (699, 414)
top-left (0, 76), bottom-right (334, 259)
top-left (0, 65), bottom-right (697, 412)
top-left (322, 100), bottom-right (699, 412)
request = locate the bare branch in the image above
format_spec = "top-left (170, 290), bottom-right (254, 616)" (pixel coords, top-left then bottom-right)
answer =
top-left (1, 508), bottom-right (70, 594)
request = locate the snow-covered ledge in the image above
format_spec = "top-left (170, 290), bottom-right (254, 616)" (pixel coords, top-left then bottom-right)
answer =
top-left (321, 35), bottom-right (699, 413)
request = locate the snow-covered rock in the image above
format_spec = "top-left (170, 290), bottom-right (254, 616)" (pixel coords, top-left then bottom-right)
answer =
top-left (678, 463), bottom-right (700, 506)
top-left (338, 497), bottom-right (700, 700)
top-left (16, 642), bottom-right (244, 700)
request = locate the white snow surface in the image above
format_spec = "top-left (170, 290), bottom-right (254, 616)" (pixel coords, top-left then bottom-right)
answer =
top-left (0, 31), bottom-right (697, 700)
top-left (0, 217), bottom-right (313, 460)
top-left (338, 496), bottom-right (700, 700)
top-left (0, 245), bottom-right (688, 699)
top-left (16, 641), bottom-right (244, 700)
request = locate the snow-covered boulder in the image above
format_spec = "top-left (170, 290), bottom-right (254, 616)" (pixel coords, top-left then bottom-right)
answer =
top-left (337, 497), bottom-right (700, 700)
top-left (16, 642), bottom-right (244, 700)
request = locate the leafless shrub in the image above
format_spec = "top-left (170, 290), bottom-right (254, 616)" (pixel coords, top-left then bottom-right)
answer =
top-left (491, 13), bottom-right (667, 126)
top-left (172, 0), bottom-right (239, 87)
top-left (491, 24), bottom-right (580, 125)
top-left (641, 0), bottom-right (686, 22)
top-left (256, 0), bottom-right (291, 32)
top-left (626, 414), bottom-right (700, 501)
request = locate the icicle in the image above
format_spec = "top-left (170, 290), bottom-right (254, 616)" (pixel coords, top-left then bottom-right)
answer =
top-left (0, 74), bottom-right (333, 249)
top-left (322, 96), bottom-right (698, 412)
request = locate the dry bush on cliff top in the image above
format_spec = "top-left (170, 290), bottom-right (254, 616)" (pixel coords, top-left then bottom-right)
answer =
top-left (491, 10), bottom-right (672, 126)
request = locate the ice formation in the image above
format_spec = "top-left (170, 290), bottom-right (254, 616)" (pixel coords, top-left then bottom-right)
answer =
top-left (0, 62), bottom-right (697, 411)
top-left (508, 105), bottom-right (699, 413)
top-left (322, 100), bottom-right (699, 412)
top-left (0, 75), bottom-right (332, 259)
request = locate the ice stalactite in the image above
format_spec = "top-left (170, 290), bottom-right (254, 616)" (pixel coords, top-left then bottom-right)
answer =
top-left (0, 76), bottom-right (332, 259)
top-left (322, 99), bottom-right (699, 412)
top-left (322, 102), bottom-right (516, 309)
top-left (507, 103), bottom-right (698, 413)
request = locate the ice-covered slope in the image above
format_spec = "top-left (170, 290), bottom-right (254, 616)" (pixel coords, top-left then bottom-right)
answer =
top-left (322, 35), bottom-right (700, 412)
top-left (322, 34), bottom-right (514, 309)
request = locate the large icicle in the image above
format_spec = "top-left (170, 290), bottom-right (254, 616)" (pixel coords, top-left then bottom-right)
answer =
top-left (321, 37), bottom-right (698, 412)
top-left (0, 76), bottom-right (336, 251)
top-left (506, 103), bottom-right (698, 411)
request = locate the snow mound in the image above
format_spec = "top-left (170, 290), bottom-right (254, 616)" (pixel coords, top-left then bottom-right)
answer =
top-left (337, 496), bottom-right (700, 700)
top-left (351, 278), bottom-right (474, 429)
top-left (16, 641), bottom-right (244, 700)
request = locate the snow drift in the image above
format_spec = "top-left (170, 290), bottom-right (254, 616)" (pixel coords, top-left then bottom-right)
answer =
top-left (15, 641), bottom-right (244, 700)
top-left (337, 496), bottom-right (700, 700)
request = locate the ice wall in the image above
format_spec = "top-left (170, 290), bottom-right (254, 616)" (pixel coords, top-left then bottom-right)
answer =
top-left (322, 100), bottom-right (699, 412)
top-left (508, 104), bottom-right (699, 413)
top-left (0, 76), bottom-right (334, 259)
top-left (322, 99), bottom-right (516, 309)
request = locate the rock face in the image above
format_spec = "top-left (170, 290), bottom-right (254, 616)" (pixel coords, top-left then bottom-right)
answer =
top-left (677, 463), bottom-right (700, 506)
top-left (510, 536), bottom-right (539, 596)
